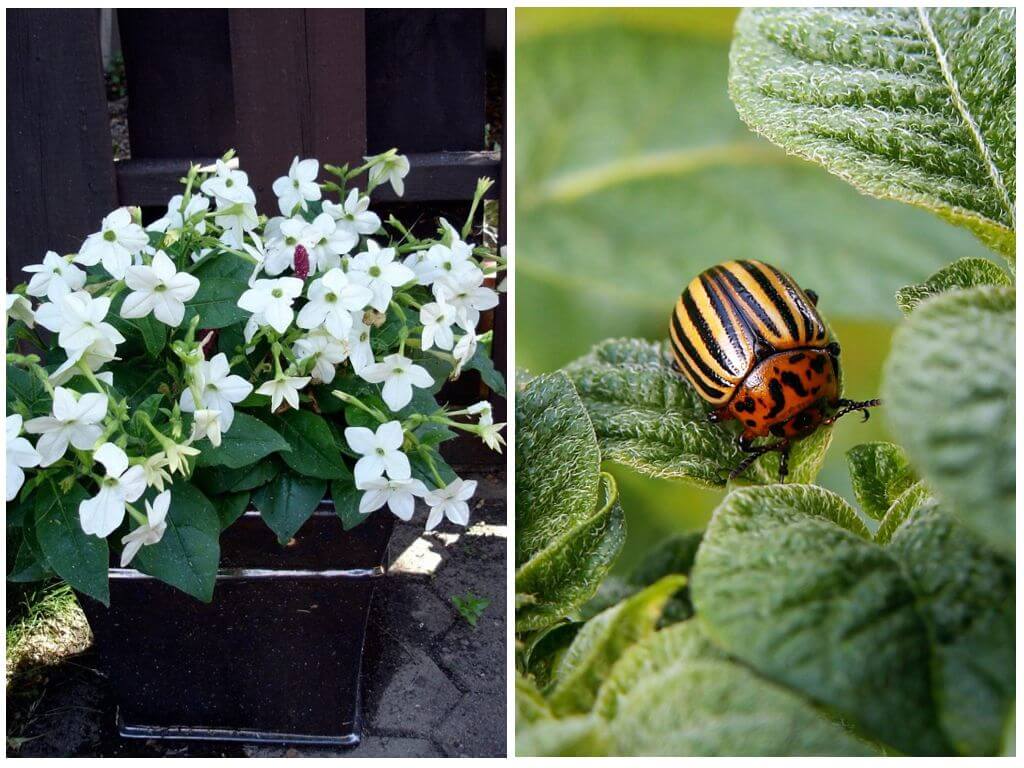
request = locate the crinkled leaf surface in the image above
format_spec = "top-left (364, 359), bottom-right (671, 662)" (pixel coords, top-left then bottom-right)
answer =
top-left (517, 11), bottom-right (992, 373)
top-left (691, 484), bottom-right (950, 755)
top-left (846, 441), bottom-right (918, 520)
top-left (516, 473), bottom-right (625, 633)
top-left (598, 621), bottom-right (875, 756)
top-left (516, 715), bottom-right (609, 757)
top-left (882, 287), bottom-right (1015, 557)
top-left (515, 371), bottom-right (602, 565)
top-left (566, 338), bottom-right (831, 486)
top-left (896, 257), bottom-right (1012, 315)
top-left (888, 502), bottom-right (1015, 755)
top-left (547, 575), bottom-right (686, 715)
top-left (875, 480), bottom-right (933, 544)
top-left (730, 8), bottom-right (1016, 260)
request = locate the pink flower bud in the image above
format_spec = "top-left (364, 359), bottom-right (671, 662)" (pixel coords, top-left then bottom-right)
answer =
top-left (294, 245), bottom-right (310, 279)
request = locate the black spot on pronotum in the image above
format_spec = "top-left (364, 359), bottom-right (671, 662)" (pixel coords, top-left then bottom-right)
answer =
top-left (767, 379), bottom-right (786, 418)
top-left (734, 396), bottom-right (756, 413)
top-left (746, 419), bottom-right (756, 427)
top-left (809, 355), bottom-right (827, 374)
top-left (780, 370), bottom-right (808, 396)
top-left (788, 353), bottom-right (805, 363)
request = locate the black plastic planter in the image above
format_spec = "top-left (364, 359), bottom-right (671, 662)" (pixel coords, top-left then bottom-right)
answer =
top-left (78, 502), bottom-right (394, 747)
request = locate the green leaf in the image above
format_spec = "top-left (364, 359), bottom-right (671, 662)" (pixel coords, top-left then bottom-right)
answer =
top-left (896, 257), bottom-right (1012, 315)
top-left (184, 277), bottom-right (250, 329)
top-left (691, 484), bottom-right (950, 755)
top-left (888, 502), bottom-right (1014, 755)
top-left (33, 481), bottom-right (109, 605)
top-left (7, 515), bottom-right (54, 583)
top-left (214, 491), bottom-right (250, 530)
top-left (516, 473), bottom-right (625, 633)
top-left (875, 481), bottom-right (934, 544)
top-left (193, 460), bottom-right (279, 495)
top-left (331, 478), bottom-right (365, 531)
top-left (133, 483), bottom-right (221, 602)
top-left (258, 410), bottom-right (351, 480)
top-left (517, 14), bottom-right (992, 373)
top-left (516, 715), bottom-right (609, 758)
top-left (547, 574), bottom-right (686, 715)
top-left (516, 671), bottom-right (554, 725)
top-left (729, 8), bottom-right (1016, 260)
top-left (7, 364), bottom-right (50, 416)
top-left (515, 371), bottom-right (601, 565)
top-left (846, 441), bottom-right (918, 520)
top-left (522, 621), bottom-right (582, 690)
top-left (463, 344), bottom-right (507, 397)
top-left (251, 471), bottom-right (326, 544)
top-left (600, 621), bottom-right (875, 756)
top-left (882, 287), bottom-right (1015, 557)
top-left (195, 412), bottom-right (291, 469)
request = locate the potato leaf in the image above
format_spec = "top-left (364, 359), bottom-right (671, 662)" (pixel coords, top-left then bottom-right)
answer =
top-left (846, 441), bottom-right (918, 520)
top-left (896, 257), bottom-right (1012, 315)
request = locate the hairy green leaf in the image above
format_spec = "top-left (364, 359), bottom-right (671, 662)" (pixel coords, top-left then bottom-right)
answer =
top-left (730, 8), bottom-right (1016, 260)
top-left (888, 502), bottom-right (1015, 755)
top-left (515, 473), bottom-right (625, 633)
top-left (516, 715), bottom-right (609, 757)
top-left (33, 482), bottom-right (109, 605)
top-left (515, 371), bottom-right (602, 565)
top-left (896, 257), bottom-right (1012, 315)
top-left (547, 575), bottom-right (686, 715)
top-left (516, 671), bottom-right (554, 725)
top-left (875, 481), bottom-right (934, 544)
top-left (195, 412), bottom-right (291, 469)
top-left (692, 484), bottom-right (950, 755)
top-left (251, 472), bottom-right (326, 544)
top-left (846, 441), bottom-right (918, 520)
top-left (133, 483), bottom-right (221, 602)
top-left (601, 621), bottom-right (875, 755)
top-left (882, 287), bottom-right (1015, 557)
top-left (523, 621), bottom-right (583, 690)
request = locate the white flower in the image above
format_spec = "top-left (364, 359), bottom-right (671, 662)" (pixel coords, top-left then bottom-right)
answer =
top-left (359, 353), bottom-right (434, 412)
top-left (297, 268), bottom-right (373, 339)
top-left (35, 291), bottom-right (125, 354)
top-left (467, 400), bottom-right (493, 426)
top-left (419, 299), bottom-right (457, 351)
top-left (357, 476), bottom-right (427, 521)
top-left (24, 387), bottom-right (107, 466)
top-left (24, 251), bottom-right (87, 302)
top-left (273, 156), bottom-right (321, 216)
top-left (49, 338), bottom-right (117, 385)
top-left (120, 490), bottom-right (170, 567)
top-left (190, 409), bottom-right (223, 447)
top-left (323, 188), bottom-right (381, 239)
top-left (79, 443), bottom-right (146, 538)
top-left (344, 421), bottom-right (410, 486)
top-left (149, 194), bottom-right (210, 235)
top-left (240, 232), bottom-right (269, 286)
top-left (263, 215), bottom-right (320, 275)
top-left (256, 374), bottom-right (310, 412)
top-left (75, 208), bottom-right (149, 279)
top-left (213, 199), bottom-right (259, 248)
top-left (293, 329), bottom-right (349, 384)
top-left (199, 160), bottom-right (255, 205)
top-left (6, 415), bottom-right (40, 501)
top-left (434, 269), bottom-right (500, 330)
top-left (349, 315), bottom-right (375, 373)
top-left (479, 422), bottom-right (506, 453)
top-left (366, 152), bottom-right (411, 197)
top-left (406, 240), bottom-right (477, 287)
top-left (141, 454), bottom-right (172, 492)
top-left (452, 329), bottom-right (478, 377)
top-left (237, 277), bottom-right (304, 334)
top-left (179, 353), bottom-right (253, 431)
top-left (424, 478), bottom-right (477, 531)
top-left (6, 294), bottom-right (35, 327)
top-left (349, 240), bottom-right (415, 312)
top-left (160, 441), bottom-right (200, 476)
top-left (120, 251), bottom-right (200, 327)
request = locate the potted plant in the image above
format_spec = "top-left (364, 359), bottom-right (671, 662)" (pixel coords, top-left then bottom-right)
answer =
top-left (6, 149), bottom-right (506, 745)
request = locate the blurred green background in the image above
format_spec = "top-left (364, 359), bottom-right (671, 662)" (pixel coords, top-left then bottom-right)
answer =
top-left (515, 8), bottom-right (992, 574)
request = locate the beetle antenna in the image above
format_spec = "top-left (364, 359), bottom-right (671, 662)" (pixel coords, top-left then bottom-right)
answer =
top-left (827, 398), bottom-right (882, 424)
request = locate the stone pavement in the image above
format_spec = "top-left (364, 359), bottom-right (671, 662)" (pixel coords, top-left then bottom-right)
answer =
top-left (7, 469), bottom-right (507, 758)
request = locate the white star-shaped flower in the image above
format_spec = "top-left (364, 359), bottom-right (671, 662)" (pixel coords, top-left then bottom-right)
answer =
top-left (366, 152), bottom-right (410, 197)
top-left (6, 294), bottom-right (35, 328)
top-left (79, 443), bottom-right (147, 538)
top-left (149, 194), bottom-right (210, 235)
top-left (199, 160), bottom-right (255, 205)
top-left (419, 299), bottom-right (457, 351)
top-left (297, 268), bottom-right (373, 339)
top-left (405, 240), bottom-right (477, 287)
top-left (348, 314), bottom-right (375, 373)
top-left (349, 240), bottom-right (415, 312)
top-left (6, 414), bottom-right (41, 502)
top-left (293, 328), bottom-right (350, 384)
top-left (35, 291), bottom-right (125, 355)
top-left (344, 420), bottom-right (410, 486)
top-left (323, 188), bottom-right (381, 239)
top-left (433, 268), bottom-right (500, 331)
top-left (189, 409), bottom-right (223, 447)
top-left (24, 387), bottom-right (107, 466)
top-left (452, 329), bottom-right (478, 377)
top-left (121, 251), bottom-right (200, 327)
top-left (120, 490), bottom-right (170, 567)
top-left (358, 353), bottom-right (434, 412)
top-left (424, 478), bottom-right (477, 531)
top-left (24, 251), bottom-right (87, 302)
top-left (75, 208), bottom-right (149, 279)
top-left (256, 373), bottom-right (311, 412)
top-left (272, 156), bottom-right (321, 216)
top-left (179, 352), bottom-right (253, 432)
top-left (237, 277), bottom-right (304, 334)
top-left (357, 476), bottom-right (427, 521)
top-left (49, 338), bottom-right (117, 385)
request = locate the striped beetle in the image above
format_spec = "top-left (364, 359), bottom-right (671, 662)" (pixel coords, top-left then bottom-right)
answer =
top-left (669, 259), bottom-right (880, 481)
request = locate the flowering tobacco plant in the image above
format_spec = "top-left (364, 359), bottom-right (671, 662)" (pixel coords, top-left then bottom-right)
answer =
top-left (6, 149), bottom-right (506, 604)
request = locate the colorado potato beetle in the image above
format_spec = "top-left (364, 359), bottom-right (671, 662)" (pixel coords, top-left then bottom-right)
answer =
top-left (668, 259), bottom-right (880, 481)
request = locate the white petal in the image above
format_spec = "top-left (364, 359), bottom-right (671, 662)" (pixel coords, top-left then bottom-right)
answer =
top-left (344, 426), bottom-right (376, 455)
top-left (381, 378), bottom-right (413, 412)
top-left (354, 455), bottom-right (386, 486)
top-left (387, 491), bottom-right (416, 521)
top-left (94, 442), bottom-right (129, 477)
top-left (377, 421), bottom-right (405, 450)
top-left (358, 488), bottom-right (389, 515)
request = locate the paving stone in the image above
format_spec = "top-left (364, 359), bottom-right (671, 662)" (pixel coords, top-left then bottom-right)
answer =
top-left (370, 648), bottom-right (461, 735)
top-left (384, 582), bottom-right (456, 642)
top-left (437, 609), bottom-right (505, 694)
top-left (435, 692), bottom-right (507, 757)
top-left (388, 525), bottom-right (451, 578)
top-left (243, 736), bottom-right (441, 758)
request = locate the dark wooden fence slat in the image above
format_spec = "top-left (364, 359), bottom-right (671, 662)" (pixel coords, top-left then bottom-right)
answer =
top-left (492, 11), bottom-right (508, 424)
top-left (6, 9), bottom-right (116, 283)
top-left (118, 10), bottom-right (235, 159)
top-left (366, 10), bottom-right (486, 153)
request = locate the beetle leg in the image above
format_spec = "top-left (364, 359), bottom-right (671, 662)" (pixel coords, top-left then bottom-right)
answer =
top-left (804, 289), bottom-right (819, 306)
top-left (730, 438), bottom-right (790, 481)
top-left (777, 442), bottom-right (791, 482)
top-left (828, 398), bottom-right (882, 424)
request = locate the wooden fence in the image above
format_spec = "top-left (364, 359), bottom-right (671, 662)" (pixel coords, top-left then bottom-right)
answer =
top-left (7, 8), bottom-right (506, 428)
